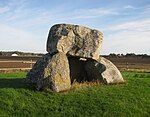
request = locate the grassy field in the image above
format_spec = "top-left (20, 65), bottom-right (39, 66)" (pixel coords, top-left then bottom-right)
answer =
top-left (0, 71), bottom-right (150, 116)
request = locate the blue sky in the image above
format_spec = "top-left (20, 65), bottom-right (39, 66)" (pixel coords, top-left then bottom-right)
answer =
top-left (0, 0), bottom-right (150, 54)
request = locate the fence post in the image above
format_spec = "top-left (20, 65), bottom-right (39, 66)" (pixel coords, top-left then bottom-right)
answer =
top-left (126, 62), bottom-right (128, 70)
top-left (30, 59), bottom-right (32, 68)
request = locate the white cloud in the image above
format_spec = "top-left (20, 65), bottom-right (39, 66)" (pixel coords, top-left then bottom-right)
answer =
top-left (102, 31), bottom-right (150, 54)
top-left (103, 19), bottom-right (150, 31)
top-left (0, 0), bottom-right (28, 22)
top-left (124, 5), bottom-right (136, 9)
top-left (7, 0), bottom-right (27, 8)
top-left (0, 0), bottom-right (149, 55)
top-left (0, 6), bottom-right (10, 14)
top-left (61, 8), bottom-right (119, 20)
top-left (101, 19), bottom-right (150, 54)
top-left (76, 8), bottom-right (119, 16)
top-left (1, 7), bottom-right (119, 29)
top-left (0, 24), bottom-right (46, 53)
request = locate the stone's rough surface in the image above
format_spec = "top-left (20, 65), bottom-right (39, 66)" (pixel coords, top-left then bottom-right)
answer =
top-left (40, 52), bottom-right (71, 92)
top-left (99, 57), bottom-right (124, 83)
top-left (85, 57), bottom-right (124, 84)
top-left (47, 24), bottom-right (103, 60)
top-left (26, 53), bottom-right (52, 83)
top-left (26, 53), bottom-right (71, 92)
top-left (85, 59), bottom-right (106, 82)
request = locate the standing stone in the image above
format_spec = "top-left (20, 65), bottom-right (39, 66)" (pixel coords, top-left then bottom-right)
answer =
top-left (40, 52), bottom-right (71, 92)
top-left (85, 57), bottom-right (124, 84)
top-left (26, 53), bottom-right (71, 92)
top-left (26, 53), bottom-right (52, 83)
top-left (47, 24), bottom-right (103, 60)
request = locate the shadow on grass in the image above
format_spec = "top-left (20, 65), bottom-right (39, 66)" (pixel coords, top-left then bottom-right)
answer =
top-left (0, 78), bottom-right (34, 90)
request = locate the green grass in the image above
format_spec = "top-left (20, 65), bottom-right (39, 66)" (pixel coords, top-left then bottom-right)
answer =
top-left (122, 71), bottom-right (150, 79)
top-left (0, 71), bottom-right (26, 78)
top-left (0, 71), bottom-right (150, 117)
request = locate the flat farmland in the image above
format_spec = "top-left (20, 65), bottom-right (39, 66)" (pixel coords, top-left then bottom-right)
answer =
top-left (0, 56), bottom-right (150, 72)
top-left (0, 56), bottom-right (40, 71)
top-left (105, 56), bottom-right (150, 72)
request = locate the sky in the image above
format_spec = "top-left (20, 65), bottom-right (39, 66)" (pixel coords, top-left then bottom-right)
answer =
top-left (0, 0), bottom-right (150, 55)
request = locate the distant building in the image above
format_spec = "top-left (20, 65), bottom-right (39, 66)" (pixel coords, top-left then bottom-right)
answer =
top-left (11, 53), bottom-right (18, 56)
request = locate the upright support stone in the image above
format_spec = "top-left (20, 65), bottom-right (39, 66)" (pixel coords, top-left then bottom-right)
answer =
top-left (26, 53), bottom-right (52, 83)
top-left (42, 52), bottom-right (71, 92)
top-left (26, 53), bottom-right (71, 92)
top-left (85, 57), bottom-right (124, 84)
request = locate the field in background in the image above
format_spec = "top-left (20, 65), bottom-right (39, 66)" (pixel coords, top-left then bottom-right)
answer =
top-left (0, 56), bottom-right (38, 72)
top-left (0, 71), bottom-right (150, 116)
top-left (0, 56), bottom-right (150, 72)
top-left (105, 56), bottom-right (150, 72)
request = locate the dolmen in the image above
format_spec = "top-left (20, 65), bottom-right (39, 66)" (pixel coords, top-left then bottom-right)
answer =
top-left (26, 24), bottom-right (124, 92)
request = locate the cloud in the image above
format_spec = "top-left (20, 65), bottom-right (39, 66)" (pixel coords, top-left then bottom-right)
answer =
top-left (0, 0), bottom-right (28, 22)
top-left (58, 8), bottom-right (119, 21)
top-left (0, 0), bottom-right (149, 54)
top-left (103, 19), bottom-right (150, 31)
top-left (1, 6), bottom-right (120, 30)
top-left (124, 5), bottom-right (136, 9)
top-left (102, 31), bottom-right (150, 54)
top-left (0, 6), bottom-right (10, 13)
top-left (0, 23), bottom-right (46, 53)
top-left (101, 19), bottom-right (150, 54)
top-left (29, 7), bottom-right (118, 22)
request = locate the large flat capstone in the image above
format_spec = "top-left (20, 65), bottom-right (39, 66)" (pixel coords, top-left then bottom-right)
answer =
top-left (47, 24), bottom-right (103, 60)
